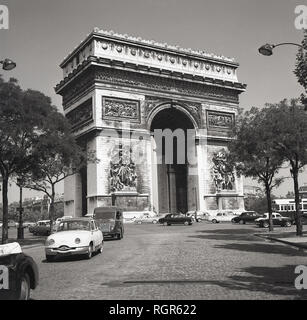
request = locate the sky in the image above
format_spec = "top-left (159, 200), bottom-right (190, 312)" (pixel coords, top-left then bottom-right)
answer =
top-left (0, 0), bottom-right (306, 203)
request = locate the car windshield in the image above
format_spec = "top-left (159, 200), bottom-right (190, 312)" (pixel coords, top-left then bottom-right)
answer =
top-left (95, 212), bottom-right (115, 220)
top-left (57, 220), bottom-right (90, 232)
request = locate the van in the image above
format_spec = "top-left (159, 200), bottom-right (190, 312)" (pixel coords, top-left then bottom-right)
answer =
top-left (92, 207), bottom-right (124, 240)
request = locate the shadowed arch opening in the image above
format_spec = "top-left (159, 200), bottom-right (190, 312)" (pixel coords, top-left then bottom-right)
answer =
top-left (150, 106), bottom-right (198, 214)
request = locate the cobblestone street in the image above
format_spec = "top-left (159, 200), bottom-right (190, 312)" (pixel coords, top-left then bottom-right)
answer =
top-left (18, 223), bottom-right (307, 300)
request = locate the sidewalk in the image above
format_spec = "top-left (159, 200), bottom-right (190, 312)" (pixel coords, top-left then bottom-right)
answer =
top-left (255, 229), bottom-right (307, 249)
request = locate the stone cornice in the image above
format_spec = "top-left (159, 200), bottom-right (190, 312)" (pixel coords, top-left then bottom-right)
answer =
top-left (60, 28), bottom-right (238, 68)
top-left (57, 30), bottom-right (244, 87)
top-left (55, 58), bottom-right (246, 103)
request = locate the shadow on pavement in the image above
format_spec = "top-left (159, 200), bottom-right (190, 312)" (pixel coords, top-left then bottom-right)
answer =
top-left (190, 228), bottom-right (262, 242)
top-left (213, 242), bottom-right (307, 257)
top-left (203, 265), bottom-right (307, 299)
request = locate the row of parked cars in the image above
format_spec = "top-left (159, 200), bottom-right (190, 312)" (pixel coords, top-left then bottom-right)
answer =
top-left (132, 210), bottom-right (296, 228)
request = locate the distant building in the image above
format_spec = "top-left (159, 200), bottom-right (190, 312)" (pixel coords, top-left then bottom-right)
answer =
top-left (272, 185), bottom-right (307, 214)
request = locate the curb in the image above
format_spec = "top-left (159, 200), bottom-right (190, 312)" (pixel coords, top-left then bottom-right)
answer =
top-left (255, 233), bottom-right (307, 250)
top-left (21, 244), bottom-right (44, 250)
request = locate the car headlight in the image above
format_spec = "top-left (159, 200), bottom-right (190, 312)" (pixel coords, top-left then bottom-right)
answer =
top-left (47, 239), bottom-right (55, 246)
top-left (75, 238), bottom-right (81, 244)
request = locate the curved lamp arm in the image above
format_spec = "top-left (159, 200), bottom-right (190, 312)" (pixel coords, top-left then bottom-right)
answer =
top-left (259, 42), bottom-right (304, 56)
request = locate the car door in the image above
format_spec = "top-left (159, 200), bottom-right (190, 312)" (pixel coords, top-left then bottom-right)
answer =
top-left (273, 214), bottom-right (282, 225)
top-left (246, 213), bottom-right (253, 223)
top-left (91, 221), bottom-right (99, 247)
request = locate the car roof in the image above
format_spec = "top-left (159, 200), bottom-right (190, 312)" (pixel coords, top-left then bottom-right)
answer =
top-left (94, 207), bottom-right (120, 213)
top-left (60, 217), bottom-right (93, 222)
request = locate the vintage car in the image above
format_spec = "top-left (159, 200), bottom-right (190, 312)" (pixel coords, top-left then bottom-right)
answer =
top-left (90, 207), bottom-right (124, 240)
top-left (158, 213), bottom-right (193, 226)
top-left (29, 220), bottom-right (51, 236)
top-left (231, 211), bottom-right (262, 224)
top-left (211, 211), bottom-right (237, 223)
top-left (255, 213), bottom-right (292, 228)
top-left (0, 242), bottom-right (39, 300)
top-left (134, 213), bottom-right (164, 224)
top-left (55, 216), bottom-right (73, 225)
top-left (186, 211), bottom-right (211, 222)
top-left (45, 218), bottom-right (104, 261)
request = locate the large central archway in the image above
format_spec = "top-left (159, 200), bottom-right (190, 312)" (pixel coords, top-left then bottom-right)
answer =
top-left (150, 105), bottom-right (198, 214)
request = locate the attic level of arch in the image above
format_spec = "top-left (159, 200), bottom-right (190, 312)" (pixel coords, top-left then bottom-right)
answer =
top-left (56, 60), bottom-right (246, 110)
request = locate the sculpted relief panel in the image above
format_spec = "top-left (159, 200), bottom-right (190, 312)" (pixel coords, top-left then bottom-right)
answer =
top-left (66, 98), bottom-right (93, 129)
top-left (207, 111), bottom-right (234, 129)
top-left (102, 97), bottom-right (140, 123)
top-left (109, 145), bottom-right (138, 192)
top-left (212, 149), bottom-right (235, 192)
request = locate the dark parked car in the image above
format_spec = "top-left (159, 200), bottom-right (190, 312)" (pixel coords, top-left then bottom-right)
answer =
top-left (255, 213), bottom-right (292, 228)
top-left (90, 206), bottom-right (124, 240)
top-left (0, 243), bottom-right (39, 300)
top-left (158, 214), bottom-right (193, 226)
top-left (231, 211), bottom-right (261, 224)
top-left (29, 220), bottom-right (51, 236)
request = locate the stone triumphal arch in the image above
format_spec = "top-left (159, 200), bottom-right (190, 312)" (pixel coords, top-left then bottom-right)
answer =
top-left (55, 29), bottom-right (247, 216)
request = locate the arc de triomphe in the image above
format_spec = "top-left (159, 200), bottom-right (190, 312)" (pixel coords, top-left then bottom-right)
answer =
top-left (55, 29), bottom-right (247, 217)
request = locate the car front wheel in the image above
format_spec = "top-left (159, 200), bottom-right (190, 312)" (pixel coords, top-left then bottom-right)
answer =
top-left (184, 221), bottom-right (189, 226)
top-left (19, 273), bottom-right (31, 300)
top-left (86, 243), bottom-right (93, 259)
top-left (212, 219), bottom-right (217, 224)
top-left (98, 241), bottom-right (104, 253)
top-left (262, 222), bottom-right (269, 228)
top-left (285, 221), bottom-right (292, 227)
top-left (116, 230), bottom-right (122, 240)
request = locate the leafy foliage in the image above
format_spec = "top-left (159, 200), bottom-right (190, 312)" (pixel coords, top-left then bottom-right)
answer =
top-left (229, 107), bottom-right (284, 231)
top-left (294, 30), bottom-right (307, 108)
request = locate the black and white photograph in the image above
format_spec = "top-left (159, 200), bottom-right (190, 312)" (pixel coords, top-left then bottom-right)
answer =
top-left (0, 0), bottom-right (307, 307)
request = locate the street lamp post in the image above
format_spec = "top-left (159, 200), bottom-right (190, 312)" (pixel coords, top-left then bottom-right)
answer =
top-left (258, 42), bottom-right (304, 56)
top-left (0, 58), bottom-right (16, 71)
top-left (16, 178), bottom-right (24, 240)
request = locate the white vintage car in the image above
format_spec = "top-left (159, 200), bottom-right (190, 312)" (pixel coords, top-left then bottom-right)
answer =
top-left (45, 218), bottom-right (103, 262)
top-left (211, 211), bottom-right (237, 223)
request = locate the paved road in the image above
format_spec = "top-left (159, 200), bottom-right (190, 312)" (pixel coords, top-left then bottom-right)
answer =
top-left (20, 223), bottom-right (307, 300)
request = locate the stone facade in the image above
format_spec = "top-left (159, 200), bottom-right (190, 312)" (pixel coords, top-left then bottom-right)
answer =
top-left (55, 29), bottom-right (246, 216)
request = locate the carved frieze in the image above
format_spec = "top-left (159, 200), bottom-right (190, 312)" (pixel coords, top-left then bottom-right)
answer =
top-left (66, 98), bottom-right (93, 129)
top-left (102, 97), bottom-right (140, 122)
top-left (95, 68), bottom-right (239, 104)
top-left (207, 111), bottom-right (234, 129)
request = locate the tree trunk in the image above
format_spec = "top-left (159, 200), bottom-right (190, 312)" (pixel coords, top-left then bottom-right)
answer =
top-left (293, 169), bottom-right (303, 236)
top-left (1, 176), bottom-right (9, 244)
top-left (49, 185), bottom-right (55, 233)
top-left (265, 182), bottom-right (274, 232)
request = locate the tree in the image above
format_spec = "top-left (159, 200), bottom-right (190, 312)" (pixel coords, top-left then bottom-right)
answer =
top-left (245, 193), bottom-right (276, 215)
top-left (0, 77), bottom-right (57, 244)
top-left (229, 107), bottom-right (284, 231)
top-left (294, 30), bottom-right (307, 109)
top-left (265, 99), bottom-right (307, 236)
top-left (23, 110), bottom-right (88, 231)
